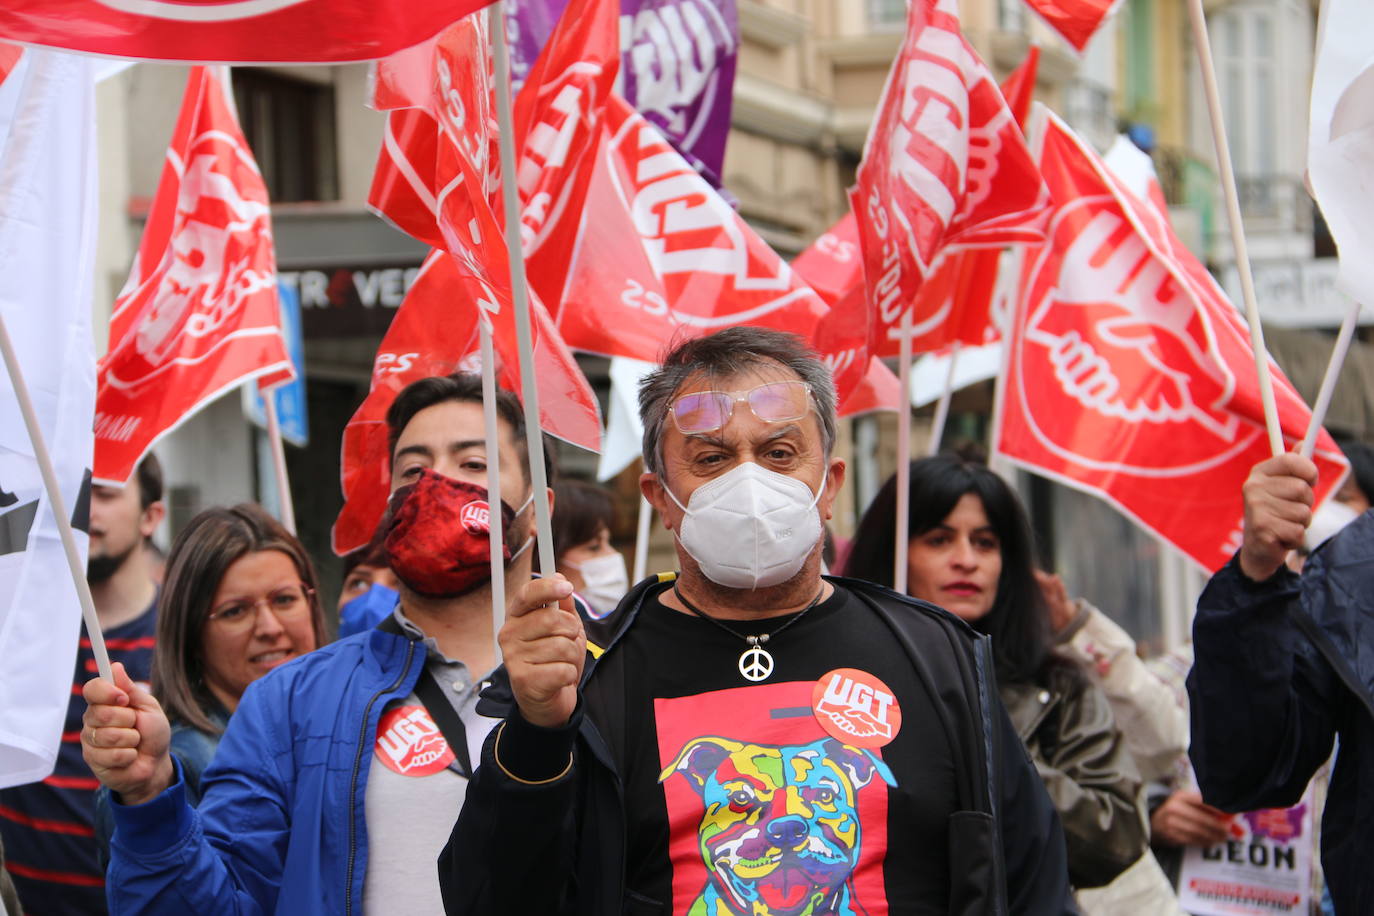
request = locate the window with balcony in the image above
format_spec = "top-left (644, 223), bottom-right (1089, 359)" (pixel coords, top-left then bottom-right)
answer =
top-left (867, 0), bottom-right (907, 31)
top-left (231, 68), bottom-right (339, 203)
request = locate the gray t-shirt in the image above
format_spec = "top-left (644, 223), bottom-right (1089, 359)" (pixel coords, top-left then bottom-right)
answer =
top-left (362, 610), bottom-right (499, 915)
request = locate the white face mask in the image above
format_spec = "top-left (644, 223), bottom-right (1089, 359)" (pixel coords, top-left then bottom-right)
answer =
top-left (569, 551), bottom-right (629, 614)
top-left (1305, 499), bottom-right (1361, 552)
top-left (663, 462), bottom-right (824, 590)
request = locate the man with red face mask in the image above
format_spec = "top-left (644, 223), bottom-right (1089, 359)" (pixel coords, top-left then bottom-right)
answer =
top-left (77, 373), bottom-right (547, 915)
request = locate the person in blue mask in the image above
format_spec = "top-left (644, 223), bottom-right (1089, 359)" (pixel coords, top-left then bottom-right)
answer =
top-left (337, 529), bottom-right (401, 638)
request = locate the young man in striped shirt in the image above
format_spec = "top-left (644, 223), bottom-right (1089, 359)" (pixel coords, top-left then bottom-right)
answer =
top-left (0, 455), bottom-right (163, 915)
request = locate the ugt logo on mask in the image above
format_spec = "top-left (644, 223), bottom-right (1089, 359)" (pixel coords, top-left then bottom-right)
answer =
top-left (459, 501), bottom-right (491, 535)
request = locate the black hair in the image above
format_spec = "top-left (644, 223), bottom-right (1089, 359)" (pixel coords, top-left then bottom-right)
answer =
top-left (550, 478), bottom-right (616, 561)
top-left (845, 455), bottom-right (1056, 686)
top-left (384, 373), bottom-right (554, 485)
top-left (1335, 437), bottom-right (1374, 505)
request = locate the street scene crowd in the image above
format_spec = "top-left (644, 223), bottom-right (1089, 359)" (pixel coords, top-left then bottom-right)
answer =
top-left (1, 0), bottom-right (1372, 914)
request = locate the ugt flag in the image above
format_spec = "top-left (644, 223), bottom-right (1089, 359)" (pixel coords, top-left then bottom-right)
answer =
top-left (0, 0), bottom-right (496, 64)
top-left (791, 214), bottom-right (902, 417)
top-left (996, 109), bottom-right (1347, 571)
top-left (556, 94), bottom-right (829, 360)
top-left (95, 66), bottom-right (292, 486)
top-left (507, 0), bottom-right (739, 187)
top-left (0, 48), bottom-right (98, 788)
top-left (1021, 0), bottom-right (1123, 54)
top-left (851, 0), bottom-right (1049, 359)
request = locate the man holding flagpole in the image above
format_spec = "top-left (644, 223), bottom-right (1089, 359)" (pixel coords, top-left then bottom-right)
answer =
top-left (441, 327), bottom-right (1074, 914)
top-left (80, 373), bottom-right (549, 915)
top-left (0, 456), bottom-right (163, 915)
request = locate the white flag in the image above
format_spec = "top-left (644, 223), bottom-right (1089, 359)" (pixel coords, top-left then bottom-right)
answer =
top-left (0, 49), bottom-right (98, 788)
top-left (1309, 0), bottom-right (1374, 308)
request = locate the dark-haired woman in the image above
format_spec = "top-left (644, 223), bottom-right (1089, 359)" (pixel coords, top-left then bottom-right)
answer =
top-left (96, 504), bottom-right (325, 854)
top-left (550, 478), bottom-right (627, 618)
top-left (847, 456), bottom-right (1147, 892)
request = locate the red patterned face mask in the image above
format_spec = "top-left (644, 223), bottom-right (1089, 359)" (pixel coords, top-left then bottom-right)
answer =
top-left (384, 469), bottom-right (519, 599)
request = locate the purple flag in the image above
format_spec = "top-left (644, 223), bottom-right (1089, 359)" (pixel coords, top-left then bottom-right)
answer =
top-left (507, 0), bottom-right (737, 186)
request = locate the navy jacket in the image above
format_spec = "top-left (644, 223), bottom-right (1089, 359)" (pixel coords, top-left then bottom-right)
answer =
top-left (105, 627), bottom-right (427, 915)
top-left (1188, 512), bottom-right (1374, 916)
top-left (440, 575), bottom-right (1075, 915)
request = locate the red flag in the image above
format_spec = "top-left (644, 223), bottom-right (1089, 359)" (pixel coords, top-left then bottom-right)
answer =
top-left (996, 110), bottom-right (1347, 571)
top-left (1021, 0), bottom-right (1122, 54)
top-left (95, 67), bottom-right (290, 485)
top-left (556, 94), bottom-right (829, 360)
top-left (338, 5), bottom-right (611, 551)
top-left (1000, 44), bottom-right (1040, 127)
top-left (0, 1), bottom-right (495, 64)
top-left (333, 249), bottom-right (598, 554)
top-left (792, 213), bottom-right (902, 415)
top-left (512, 0), bottom-right (619, 308)
top-left (364, 5), bottom-right (604, 454)
top-left (852, 0), bottom-right (1049, 360)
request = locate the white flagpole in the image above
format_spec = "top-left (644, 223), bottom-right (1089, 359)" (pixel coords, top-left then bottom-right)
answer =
top-left (1186, 0), bottom-right (1283, 457)
top-left (479, 319), bottom-right (506, 663)
top-left (0, 311), bottom-right (111, 683)
top-left (633, 494), bottom-right (652, 583)
top-left (490, 1), bottom-right (558, 582)
top-left (894, 312), bottom-right (913, 593)
top-left (1300, 300), bottom-right (1361, 459)
top-left (262, 395), bottom-right (296, 535)
top-left (927, 342), bottom-right (960, 457)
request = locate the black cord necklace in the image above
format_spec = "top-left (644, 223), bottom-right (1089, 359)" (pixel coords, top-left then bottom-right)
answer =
top-left (673, 584), bottom-right (826, 682)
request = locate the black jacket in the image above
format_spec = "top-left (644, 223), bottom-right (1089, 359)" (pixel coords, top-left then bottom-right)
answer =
top-left (440, 575), bottom-right (1076, 915)
top-left (1188, 513), bottom-right (1374, 916)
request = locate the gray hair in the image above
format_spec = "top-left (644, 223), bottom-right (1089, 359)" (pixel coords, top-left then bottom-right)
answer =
top-left (638, 327), bottom-right (839, 475)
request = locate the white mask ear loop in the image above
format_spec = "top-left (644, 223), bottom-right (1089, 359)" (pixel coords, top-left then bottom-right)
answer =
top-left (507, 490), bottom-right (536, 564)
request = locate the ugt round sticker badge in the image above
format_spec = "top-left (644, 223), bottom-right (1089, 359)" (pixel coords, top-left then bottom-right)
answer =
top-left (375, 705), bottom-right (455, 777)
top-left (812, 669), bottom-right (902, 749)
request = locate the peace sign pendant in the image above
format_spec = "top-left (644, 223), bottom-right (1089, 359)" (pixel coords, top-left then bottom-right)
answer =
top-left (738, 645), bottom-right (775, 682)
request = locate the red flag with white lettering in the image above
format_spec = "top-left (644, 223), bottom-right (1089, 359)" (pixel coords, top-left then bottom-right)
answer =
top-left (0, 0), bottom-right (496, 64)
top-left (556, 94), bottom-right (829, 360)
top-left (95, 66), bottom-right (291, 485)
top-left (996, 109), bottom-right (1347, 571)
top-left (333, 248), bottom-right (596, 554)
top-left (792, 212), bottom-right (902, 416)
top-left (364, 6), bottom-right (604, 452)
top-left (512, 0), bottom-right (619, 308)
top-left (1021, 0), bottom-right (1122, 54)
top-left (851, 0), bottom-right (1049, 360)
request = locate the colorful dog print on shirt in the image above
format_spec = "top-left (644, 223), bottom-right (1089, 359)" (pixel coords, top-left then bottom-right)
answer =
top-left (659, 732), bottom-right (896, 916)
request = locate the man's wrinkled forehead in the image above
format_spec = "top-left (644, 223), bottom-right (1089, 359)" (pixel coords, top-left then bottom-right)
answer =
top-left (669, 359), bottom-right (803, 402)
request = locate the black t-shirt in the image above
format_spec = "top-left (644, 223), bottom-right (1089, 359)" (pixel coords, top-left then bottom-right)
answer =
top-left (616, 583), bottom-right (959, 915)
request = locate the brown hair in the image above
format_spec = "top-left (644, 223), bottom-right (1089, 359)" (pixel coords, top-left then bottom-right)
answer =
top-left (152, 504), bottom-right (326, 734)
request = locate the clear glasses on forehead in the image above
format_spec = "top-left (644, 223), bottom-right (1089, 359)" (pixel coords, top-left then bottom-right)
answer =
top-left (669, 380), bottom-right (814, 435)
top-left (207, 584), bottom-right (315, 632)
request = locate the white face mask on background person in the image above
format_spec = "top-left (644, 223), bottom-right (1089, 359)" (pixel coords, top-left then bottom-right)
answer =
top-left (1304, 498), bottom-right (1361, 552)
top-left (568, 551), bottom-right (630, 613)
top-left (663, 461), bottom-right (824, 590)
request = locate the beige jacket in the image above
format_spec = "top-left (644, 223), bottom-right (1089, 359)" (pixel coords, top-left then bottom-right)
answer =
top-left (1057, 600), bottom-right (1190, 783)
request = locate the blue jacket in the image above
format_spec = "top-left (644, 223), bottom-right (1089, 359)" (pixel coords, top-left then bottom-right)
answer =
top-left (106, 626), bottom-right (426, 916)
top-left (1188, 512), bottom-right (1374, 916)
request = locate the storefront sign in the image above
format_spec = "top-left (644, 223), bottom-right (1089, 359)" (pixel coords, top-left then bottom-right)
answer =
top-left (280, 265), bottom-right (422, 338)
